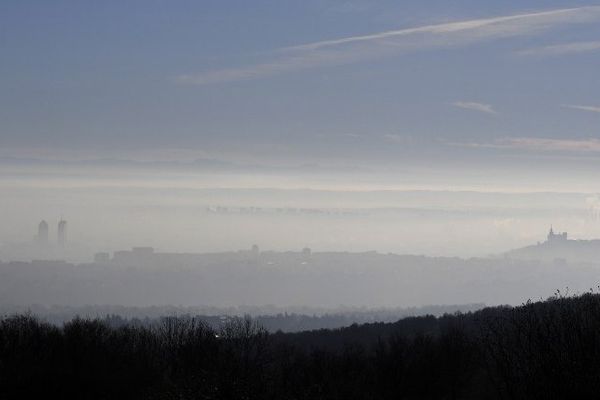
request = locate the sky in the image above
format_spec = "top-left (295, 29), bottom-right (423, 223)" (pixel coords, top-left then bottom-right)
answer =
top-left (1, 1), bottom-right (600, 258)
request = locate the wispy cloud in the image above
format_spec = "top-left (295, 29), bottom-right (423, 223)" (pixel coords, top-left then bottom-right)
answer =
top-left (452, 101), bottom-right (497, 115)
top-left (383, 134), bottom-right (412, 144)
top-left (176, 6), bottom-right (600, 85)
top-left (516, 41), bottom-right (600, 56)
top-left (562, 104), bottom-right (600, 114)
top-left (455, 137), bottom-right (600, 153)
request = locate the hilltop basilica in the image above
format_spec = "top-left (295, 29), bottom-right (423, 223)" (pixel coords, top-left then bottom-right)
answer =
top-left (547, 226), bottom-right (567, 243)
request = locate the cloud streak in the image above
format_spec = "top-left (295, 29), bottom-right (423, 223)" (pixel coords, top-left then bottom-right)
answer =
top-left (452, 101), bottom-right (497, 114)
top-left (176, 6), bottom-right (600, 85)
top-left (456, 137), bottom-right (600, 153)
top-left (562, 104), bottom-right (600, 114)
top-left (516, 41), bottom-right (600, 57)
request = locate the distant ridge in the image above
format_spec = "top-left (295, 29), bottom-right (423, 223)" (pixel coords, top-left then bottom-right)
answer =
top-left (505, 227), bottom-right (600, 263)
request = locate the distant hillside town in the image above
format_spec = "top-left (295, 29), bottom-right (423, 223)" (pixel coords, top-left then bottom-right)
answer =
top-left (505, 227), bottom-right (600, 263)
top-left (2, 236), bottom-right (600, 309)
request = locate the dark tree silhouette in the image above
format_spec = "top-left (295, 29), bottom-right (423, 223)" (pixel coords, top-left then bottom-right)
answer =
top-left (3, 293), bottom-right (600, 399)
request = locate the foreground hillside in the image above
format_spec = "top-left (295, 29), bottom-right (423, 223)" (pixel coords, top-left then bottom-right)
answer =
top-left (3, 292), bottom-right (600, 399)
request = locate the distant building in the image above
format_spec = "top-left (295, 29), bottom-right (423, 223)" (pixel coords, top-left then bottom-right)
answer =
top-left (113, 247), bottom-right (155, 265)
top-left (31, 259), bottom-right (69, 268)
top-left (37, 220), bottom-right (49, 245)
top-left (57, 219), bottom-right (67, 247)
top-left (94, 252), bottom-right (110, 263)
top-left (132, 247), bottom-right (154, 256)
top-left (251, 244), bottom-right (260, 255)
top-left (547, 226), bottom-right (568, 243)
top-left (505, 227), bottom-right (600, 263)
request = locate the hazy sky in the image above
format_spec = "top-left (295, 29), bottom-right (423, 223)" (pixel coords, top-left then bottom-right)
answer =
top-left (2, 1), bottom-right (600, 258)
top-left (2, 1), bottom-right (600, 167)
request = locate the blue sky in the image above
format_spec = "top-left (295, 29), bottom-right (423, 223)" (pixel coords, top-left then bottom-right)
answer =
top-left (1, 0), bottom-right (600, 171)
top-left (3, 1), bottom-right (600, 256)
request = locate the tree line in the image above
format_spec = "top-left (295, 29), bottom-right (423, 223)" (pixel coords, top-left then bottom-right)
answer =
top-left (2, 291), bottom-right (600, 399)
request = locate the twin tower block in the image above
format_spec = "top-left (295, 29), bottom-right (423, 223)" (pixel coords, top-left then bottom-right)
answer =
top-left (37, 219), bottom-right (67, 247)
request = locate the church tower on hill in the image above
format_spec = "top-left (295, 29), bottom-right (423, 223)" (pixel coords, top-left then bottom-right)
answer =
top-left (547, 226), bottom-right (568, 243)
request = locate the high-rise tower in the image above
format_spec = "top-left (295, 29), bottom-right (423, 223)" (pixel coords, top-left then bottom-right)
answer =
top-left (58, 219), bottom-right (67, 247)
top-left (37, 220), bottom-right (49, 245)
